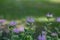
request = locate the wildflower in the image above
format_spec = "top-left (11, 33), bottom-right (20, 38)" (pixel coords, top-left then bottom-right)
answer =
top-left (26, 17), bottom-right (35, 23)
top-left (19, 27), bottom-right (25, 32)
top-left (46, 13), bottom-right (53, 17)
top-left (9, 21), bottom-right (16, 26)
top-left (42, 35), bottom-right (46, 40)
top-left (16, 24), bottom-right (25, 32)
top-left (13, 26), bottom-right (24, 33)
top-left (38, 35), bottom-right (46, 40)
top-left (51, 32), bottom-right (58, 36)
top-left (56, 17), bottom-right (60, 22)
top-left (38, 35), bottom-right (42, 40)
top-left (0, 19), bottom-right (6, 23)
top-left (13, 28), bottom-right (20, 33)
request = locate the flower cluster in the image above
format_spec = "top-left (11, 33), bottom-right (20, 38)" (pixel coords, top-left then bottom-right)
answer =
top-left (0, 14), bottom-right (60, 40)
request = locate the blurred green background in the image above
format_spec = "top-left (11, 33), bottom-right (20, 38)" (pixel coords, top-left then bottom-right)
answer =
top-left (0, 0), bottom-right (60, 20)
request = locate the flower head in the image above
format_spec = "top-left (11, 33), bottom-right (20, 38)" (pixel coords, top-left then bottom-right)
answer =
top-left (38, 35), bottom-right (42, 40)
top-left (46, 13), bottom-right (53, 17)
top-left (38, 35), bottom-right (46, 40)
top-left (9, 21), bottom-right (16, 26)
top-left (57, 17), bottom-right (60, 22)
top-left (0, 19), bottom-right (6, 23)
top-left (13, 28), bottom-right (20, 33)
top-left (26, 17), bottom-right (35, 23)
top-left (42, 35), bottom-right (46, 40)
top-left (13, 26), bottom-right (24, 33)
top-left (19, 27), bottom-right (25, 32)
top-left (51, 32), bottom-right (58, 36)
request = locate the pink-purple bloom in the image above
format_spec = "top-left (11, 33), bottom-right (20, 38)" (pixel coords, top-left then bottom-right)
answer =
top-left (0, 19), bottom-right (6, 23)
top-left (26, 17), bottom-right (35, 23)
top-left (38, 35), bottom-right (42, 40)
top-left (13, 27), bottom-right (24, 33)
top-left (13, 28), bottom-right (20, 33)
top-left (38, 35), bottom-right (46, 40)
top-left (19, 27), bottom-right (25, 32)
top-left (51, 32), bottom-right (58, 36)
top-left (46, 13), bottom-right (53, 17)
top-left (9, 21), bottom-right (16, 26)
top-left (57, 17), bottom-right (60, 22)
top-left (41, 35), bottom-right (46, 40)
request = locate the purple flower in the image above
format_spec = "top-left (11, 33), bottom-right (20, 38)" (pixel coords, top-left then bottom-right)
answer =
top-left (51, 32), bottom-right (58, 36)
top-left (38, 35), bottom-right (42, 40)
top-left (46, 13), bottom-right (53, 17)
top-left (26, 17), bottom-right (35, 23)
top-left (13, 27), bottom-right (24, 33)
top-left (0, 19), bottom-right (6, 23)
top-left (38, 35), bottom-right (46, 40)
top-left (13, 28), bottom-right (20, 33)
top-left (42, 35), bottom-right (46, 40)
top-left (42, 31), bottom-right (47, 35)
top-left (9, 21), bottom-right (16, 26)
top-left (19, 27), bottom-right (25, 32)
top-left (57, 17), bottom-right (60, 22)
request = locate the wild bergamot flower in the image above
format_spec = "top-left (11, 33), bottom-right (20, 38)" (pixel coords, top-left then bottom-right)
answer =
top-left (51, 32), bottom-right (58, 36)
top-left (9, 21), bottom-right (16, 26)
top-left (57, 17), bottom-right (60, 22)
top-left (0, 19), bottom-right (6, 23)
top-left (26, 17), bottom-right (35, 23)
top-left (46, 13), bottom-right (53, 17)
top-left (38, 35), bottom-right (46, 40)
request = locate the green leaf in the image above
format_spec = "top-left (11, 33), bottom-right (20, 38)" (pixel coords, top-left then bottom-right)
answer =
top-left (2, 37), bottom-right (8, 40)
top-left (0, 31), bottom-right (2, 37)
top-left (25, 35), bottom-right (33, 40)
top-left (58, 39), bottom-right (60, 40)
top-left (47, 36), bottom-right (52, 40)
